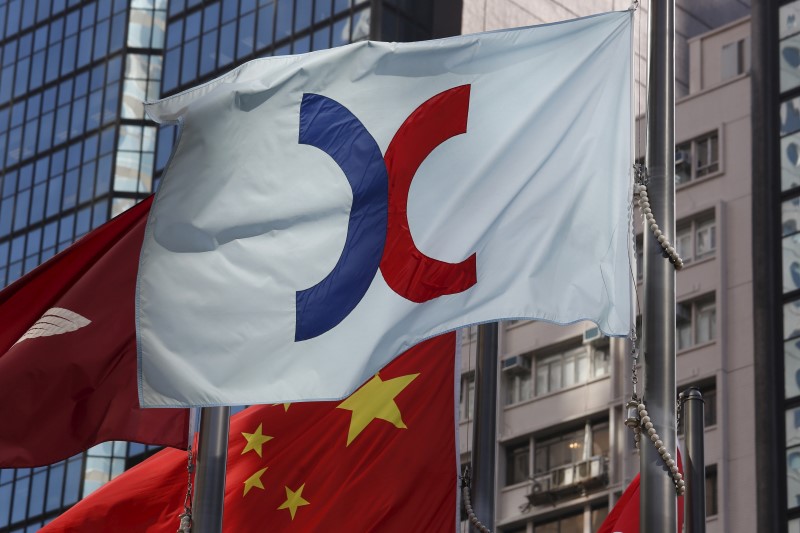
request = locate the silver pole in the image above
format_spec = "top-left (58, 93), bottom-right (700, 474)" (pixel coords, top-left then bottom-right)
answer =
top-left (471, 322), bottom-right (498, 528)
top-left (642, 0), bottom-right (676, 531)
top-left (682, 388), bottom-right (706, 533)
top-left (192, 406), bottom-right (230, 533)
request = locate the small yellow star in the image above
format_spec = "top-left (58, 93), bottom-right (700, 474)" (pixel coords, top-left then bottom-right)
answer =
top-left (241, 423), bottom-right (273, 457)
top-left (242, 467), bottom-right (268, 497)
top-left (337, 372), bottom-right (419, 446)
top-left (271, 403), bottom-right (290, 412)
top-left (277, 483), bottom-right (310, 520)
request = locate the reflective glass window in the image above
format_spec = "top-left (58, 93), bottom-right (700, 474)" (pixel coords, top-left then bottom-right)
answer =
top-left (295, 0), bottom-right (312, 32)
top-left (219, 20), bottom-right (235, 66)
top-left (790, 447), bottom-right (800, 509)
top-left (200, 30), bottom-right (219, 75)
top-left (276, 0), bottom-right (292, 41)
top-left (786, 299), bottom-right (800, 340)
top-left (256, 4), bottom-right (274, 49)
top-left (94, 19), bottom-right (110, 60)
top-left (45, 464), bottom-right (64, 512)
top-left (181, 39), bottom-right (199, 84)
top-left (204, 2), bottom-right (220, 32)
top-left (782, 1), bottom-right (800, 39)
top-left (788, 338), bottom-right (800, 399)
top-left (783, 97), bottom-right (800, 138)
top-left (238, 13), bottom-right (255, 59)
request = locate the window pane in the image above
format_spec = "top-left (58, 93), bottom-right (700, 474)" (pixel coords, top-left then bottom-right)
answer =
top-left (787, 338), bottom-right (800, 399)
top-left (782, 97), bottom-right (800, 138)
top-left (550, 360), bottom-right (562, 392)
top-left (786, 448), bottom-right (798, 509)
top-left (784, 133), bottom-right (800, 193)
top-left (695, 302), bottom-right (716, 344)
top-left (592, 347), bottom-right (609, 378)
top-left (786, 299), bottom-right (800, 340)
top-left (695, 221), bottom-right (715, 258)
top-left (782, 1), bottom-right (800, 39)
top-left (782, 35), bottom-right (800, 93)
top-left (592, 425), bottom-right (609, 456)
top-left (506, 443), bottom-right (529, 486)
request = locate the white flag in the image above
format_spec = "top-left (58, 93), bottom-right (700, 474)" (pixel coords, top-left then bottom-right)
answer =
top-left (137, 11), bottom-right (633, 406)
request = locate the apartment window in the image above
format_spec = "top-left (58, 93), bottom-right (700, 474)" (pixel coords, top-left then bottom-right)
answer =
top-left (505, 441), bottom-right (530, 486)
top-left (459, 373), bottom-right (475, 421)
top-left (534, 423), bottom-right (608, 475)
top-left (591, 505), bottom-right (609, 531)
top-left (676, 132), bottom-right (720, 185)
top-left (706, 465), bottom-right (718, 516)
top-left (676, 295), bottom-right (716, 351)
top-left (501, 343), bottom-right (611, 405)
top-left (675, 214), bottom-right (717, 265)
top-left (721, 37), bottom-right (750, 81)
top-left (533, 511), bottom-right (583, 532)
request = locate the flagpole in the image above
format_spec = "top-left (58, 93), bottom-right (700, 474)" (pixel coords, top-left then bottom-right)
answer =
top-left (642, 0), bottom-right (677, 530)
top-left (191, 406), bottom-right (230, 533)
top-left (470, 322), bottom-right (498, 528)
top-left (682, 388), bottom-right (706, 533)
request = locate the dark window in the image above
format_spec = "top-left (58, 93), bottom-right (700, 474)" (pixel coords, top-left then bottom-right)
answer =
top-left (505, 441), bottom-right (530, 486)
top-left (706, 465), bottom-right (718, 516)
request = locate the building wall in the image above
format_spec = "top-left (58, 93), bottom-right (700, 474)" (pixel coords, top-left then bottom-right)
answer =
top-left (457, 6), bottom-right (756, 533)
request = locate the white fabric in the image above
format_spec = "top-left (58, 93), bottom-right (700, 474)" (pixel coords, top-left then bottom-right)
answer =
top-left (137, 11), bottom-right (633, 407)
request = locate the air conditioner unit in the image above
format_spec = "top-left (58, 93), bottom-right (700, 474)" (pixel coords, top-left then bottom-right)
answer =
top-left (531, 477), bottom-right (551, 494)
top-left (501, 355), bottom-right (530, 374)
top-left (582, 326), bottom-right (603, 345)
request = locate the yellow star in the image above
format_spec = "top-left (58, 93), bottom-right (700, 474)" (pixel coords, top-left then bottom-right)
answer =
top-left (277, 483), bottom-right (310, 520)
top-left (272, 403), bottom-right (290, 412)
top-left (241, 423), bottom-right (273, 457)
top-left (242, 467), bottom-right (268, 497)
top-left (337, 372), bottom-right (419, 446)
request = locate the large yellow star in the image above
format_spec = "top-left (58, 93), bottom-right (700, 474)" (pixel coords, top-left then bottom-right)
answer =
top-left (337, 372), bottom-right (419, 446)
top-left (242, 467), bottom-right (268, 497)
top-left (241, 423), bottom-right (273, 457)
top-left (277, 483), bottom-right (310, 520)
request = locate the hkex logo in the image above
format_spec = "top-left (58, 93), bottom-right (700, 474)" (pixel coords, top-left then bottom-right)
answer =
top-left (295, 85), bottom-right (477, 341)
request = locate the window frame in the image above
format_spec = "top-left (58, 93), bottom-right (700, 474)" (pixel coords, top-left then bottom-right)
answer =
top-left (676, 294), bottom-right (717, 351)
top-left (676, 131), bottom-right (722, 186)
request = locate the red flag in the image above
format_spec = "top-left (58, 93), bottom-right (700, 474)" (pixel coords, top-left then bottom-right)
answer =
top-left (41, 333), bottom-right (458, 532)
top-left (0, 197), bottom-right (188, 467)
top-left (597, 453), bottom-right (684, 533)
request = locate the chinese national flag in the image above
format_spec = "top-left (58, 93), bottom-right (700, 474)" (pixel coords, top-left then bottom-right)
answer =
top-left (41, 333), bottom-right (458, 532)
top-left (0, 197), bottom-right (188, 467)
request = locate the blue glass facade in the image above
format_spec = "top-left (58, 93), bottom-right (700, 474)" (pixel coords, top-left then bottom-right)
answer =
top-left (0, 0), bottom-right (458, 529)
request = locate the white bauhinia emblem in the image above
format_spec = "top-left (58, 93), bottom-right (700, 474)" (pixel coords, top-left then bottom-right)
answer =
top-left (14, 307), bottom-right (91, 345)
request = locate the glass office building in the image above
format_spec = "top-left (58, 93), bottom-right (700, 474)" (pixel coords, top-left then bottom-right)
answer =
top-left (0, 0), bottom-right (459, 529)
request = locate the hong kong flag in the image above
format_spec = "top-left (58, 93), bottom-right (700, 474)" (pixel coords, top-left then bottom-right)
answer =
top-left (41, 333), bottom-right (458, 532)
top-left (0, 197), bottom-right (189, 467)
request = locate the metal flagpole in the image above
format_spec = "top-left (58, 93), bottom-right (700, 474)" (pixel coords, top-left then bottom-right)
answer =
top-left (642, 0), bottom-right (677, 530)
top-left (471, 322), bottom-right (498, 529)
top-left (191, 406), bottom-right (231, 533)
top-left (682, 388), bottom-right (706, 533)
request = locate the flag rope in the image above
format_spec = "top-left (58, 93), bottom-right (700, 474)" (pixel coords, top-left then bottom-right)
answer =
top-left (634, 170), bottom-right (684, 269)
top-left (176, 445), bottom-right (194, 532)
top-left (460, 465), bottom-right (493, 533)
top-left (624, 396), bottom-right (686, 495)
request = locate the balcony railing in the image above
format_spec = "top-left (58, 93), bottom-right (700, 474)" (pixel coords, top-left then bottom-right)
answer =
top-left (526, 455), bottom-right (608, 506)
